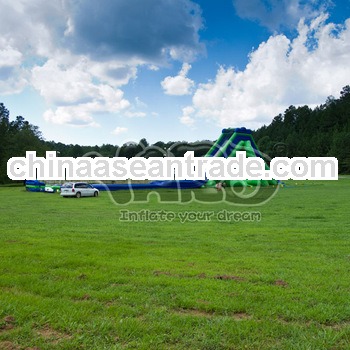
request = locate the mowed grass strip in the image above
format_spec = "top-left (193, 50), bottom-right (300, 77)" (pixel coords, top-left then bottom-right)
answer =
top-left (0, 179), bottom-right (350, 349)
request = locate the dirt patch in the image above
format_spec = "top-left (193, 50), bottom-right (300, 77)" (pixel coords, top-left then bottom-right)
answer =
top-left (5, 240), bottom-right (31, 245)
top-left (153, 271), bottom-right (173, 276)
top-left (231, 312), bottom-right (251, 320)
top-left (80, 294), bottom-right (91, 300)
top-left (278, 317), bottom-right (350, 331)
top-left (214, 275), bottom-right (245, 281)
top-left (0, 341), bottom-right (20, 350)
top-left (175, 308), bottom-right (251, 320)
top-left (175, 308), bottom-right (214, 318)
top-left (36, 325), bottom-right (71, 344)
top-left (3, 316), bottom-right (15, 324)
top-left (110, 283), bottom-right (127, 287)
top-left (274, 279), bottom-right (289, 287)
top-left (318, 320), bottom-right (350, 330)
top-left (104, 300), bottom-right (115, 308)
top-left (72, 294), bottom-right (91, 302)
top-left (0, 315), bottom-right (16, 332)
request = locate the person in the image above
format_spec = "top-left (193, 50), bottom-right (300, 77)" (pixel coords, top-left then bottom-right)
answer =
top-left (216, 182), bottom-right (223, 191)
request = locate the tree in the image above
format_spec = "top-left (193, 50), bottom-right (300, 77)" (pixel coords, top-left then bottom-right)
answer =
top-left (340, 85), bottom-right (350, 101)
top-left (0, 104), bottom-right (51, 183)
top-left (253, 85), bottom-right (350, 173)
top-left (0, 104), bottom-right (10, 182)
top-left (329, 132), bottom-right (350, 173)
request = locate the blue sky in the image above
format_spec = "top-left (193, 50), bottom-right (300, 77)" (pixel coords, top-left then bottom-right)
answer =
top-left (1, 0), bottom-right (350, 146)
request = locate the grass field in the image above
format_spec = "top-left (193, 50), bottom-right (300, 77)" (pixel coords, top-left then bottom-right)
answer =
top-left (0, 179), bottom-right (350, 349)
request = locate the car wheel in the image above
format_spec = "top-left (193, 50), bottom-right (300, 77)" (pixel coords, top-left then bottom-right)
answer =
top-left (76, 192), bottom-right (81, 198)
top-left (94, 191), bottom-right (98, 197)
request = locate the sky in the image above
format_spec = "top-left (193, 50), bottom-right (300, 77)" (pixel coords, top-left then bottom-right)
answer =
top-left (1, 0), bottom-right (350, 146)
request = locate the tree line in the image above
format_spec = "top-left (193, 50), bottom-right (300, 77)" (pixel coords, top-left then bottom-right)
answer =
top-left (1, 85), bottom-right (349, 183)
top-left (253, 85), bottom-right (350, 173)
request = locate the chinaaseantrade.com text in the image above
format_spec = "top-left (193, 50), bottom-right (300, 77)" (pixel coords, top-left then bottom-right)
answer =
top-left (7, 151), bottom-right (338, 181)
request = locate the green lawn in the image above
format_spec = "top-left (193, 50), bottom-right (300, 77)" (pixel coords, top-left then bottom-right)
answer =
top-left (0, 179), bottom-right (350, 349)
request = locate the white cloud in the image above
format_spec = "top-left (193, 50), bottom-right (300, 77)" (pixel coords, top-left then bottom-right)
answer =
top-left (66, 0), bottom-right (204, 63)
top-left (31, 59), bottom-right (96, 104)
top-left (88, 61), bottom-right (138, 87)
top-left (0, 0), bottom-right (205, 127)
top-left (161, 63), bottom-right (195, 95)
top-left (0, 4), bottom-right (64, 91)
top-left (148, 65), bottom-right (160, 71)
top-left (179, 106), bottom-right (196, 127)
top-left (184, 15), bottom-right (350, 130)
top-left (42, 92), bottom-right (130, 126)
top-left (97, 85), bottom-right (131, 112)
top-left (0, 72), bottom-right (27, 95)
top-left (0, 38), bottom-right (27, 94)
top-left (111, 126), bottom-right (128, 135)
top-left (0, 42), bottom-right (22, 67)
top-left (232, 0), bottom-right (331, 31)
top-left (124, 111), bottom-right (147, 118)
top-left (0, 1), bottom-right (64, 58)
top-left (135, 97), bottom-right (148, 108)
top-left (43, 105), bottom-right (100, 127)
top-left (31, 59), bottom-right (132, 126)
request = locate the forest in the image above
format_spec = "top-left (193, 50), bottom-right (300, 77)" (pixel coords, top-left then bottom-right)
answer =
top-left (1, 85), bottom-right (349, 183)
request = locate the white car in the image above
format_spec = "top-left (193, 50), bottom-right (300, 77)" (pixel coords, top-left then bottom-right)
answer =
top-left (60, 182), bottom-right (99, 198)
top-left (44, 184), bottom-right (61, 193)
